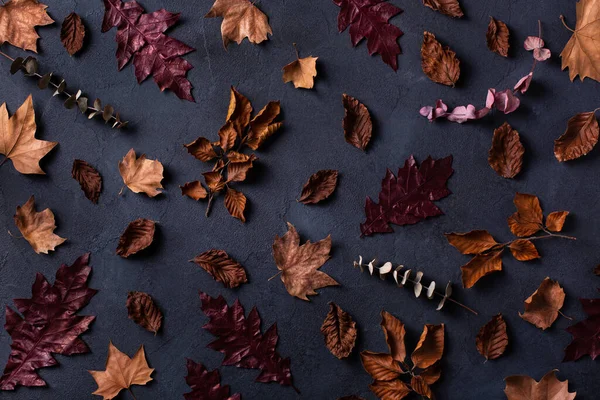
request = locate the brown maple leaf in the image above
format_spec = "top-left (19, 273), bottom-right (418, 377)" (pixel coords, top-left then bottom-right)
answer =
top-left (298, 169), bottom-right (339, 204)
top-left (126, 292), bottom-right (163, 334)
top-left (205, 0), bottom-right (272, 48)
top-left (476, 314), bottom-right (508, 360)
top-left (422, 0), bottom-right (463, 18)
top-left (520, 277), bottom-right (566, 330)
top-left (191, 249), bottom-right (248, 288)
top-left (320, 302), bottom-right (357, 359)
top-left (118, 149), bottom-right (164, 197)
top-left (0, 0), bottom-right (54, 52)
top-left (421, 31), bottom-right (460, 86)
top-left (116, 218), bottom-right (156, 258)
top-left (271, 222), bottom-right (339, 301)
top-left (504, 370), bottom-right (576, 400)
top-left (342, 94), bottom-right (372, 151)
top-left (488, 122), bottom-right (524, 178)
top-left (0, 95), bottom-right (57, 174)
top-left (487, 17), bottom-right (510, 57)
top-left (60, 12), bottom-right (85, 56)
top-left (89, 342), bottom-right (154, 400)
top-left (282, 46), bottom-right (318, 89)
top-left (554, 111), bottom-right (599, 162)
top-left (14, 196), bottom-right (66, 254)
top-left (72, 159), bottom-right (102, 204)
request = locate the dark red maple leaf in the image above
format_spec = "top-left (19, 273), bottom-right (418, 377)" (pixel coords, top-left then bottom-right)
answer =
top-left (332, 0), bottom-right (403, 71)
top-left (360, 155), bottom-right (453, 236)
top-left (199, 292), bottom-right (297, 392)
top-left (184, 359), bottom-right (241, 400)
top-left (564, 290), bottom-right (600, 362)
top-left (0, 254), bottom-right (97, 390)
top-left (102, 0), bottom-right (195, 101)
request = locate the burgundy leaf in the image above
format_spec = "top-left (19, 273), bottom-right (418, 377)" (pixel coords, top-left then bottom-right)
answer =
top-left (102, 0), bottom-right (195, 101)
top-left (361, 155), bottom-right (453, 236)
top-left (564, 290), bottom-right (600, 361)
top-left (184, 359), bottom-right (241, 400)
top-left (0, 254), bottom-right (97, 390)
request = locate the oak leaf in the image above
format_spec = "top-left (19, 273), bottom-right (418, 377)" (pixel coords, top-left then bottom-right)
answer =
top-left (421, 31), bottom-right (460, 86)
top-left (283, 51), bottom-right (318, 89)
top-left (520, 277), bottom-right (566, 330)
top-left (191, 249), bottom-right (248, 288)
top-left (486, 17), bottom-right (509, 57)
top-left (0, 254), bottom-right (96, 390)
top-left (421, 0), bottom-right (463, 18)
top-left (488, 122), bottom-right (524, 178)
top-left (554, 111), bottom-right (599, 162)
top-left (89, 342), bottom-right (154, 400)
top-left (509, 239), bottom-right (540, 261)
top-left (342, 94), bottom-right (372, 151)
top-left (459, 250), bottom-right (503, 289)
top-left (205, 0), bottom-right (272, 48)
top-left (72, 159), bottom-right (102, 204)
top-left (60, 12), bottom-right (85, 56)
top-left (224, 187), bottom-right (246, 222)
top-left (126, 291), bottom-right (162, 334)
top-left (116, 218), bottom-right (156, 258)
top-left (476, 314), bottom-right (508, 360)
top-left (546, 211), bottom-right (569, 232)
top-left (180, 181), bottom-right (208, 200)
top-left (320, 302), bottom-right (357, 359)
top-left (0, 0), bottom-right (54, 52)
top-left (184, 359), bottom-right (241, 400)
top-left (560, 0), bottom-right (600, 82)
top-left (508, 193), bottom-right (543, 237)
top-left (361, 155), bottom-right (453, 236)
top-left (504, 370), bottom-right (576, 400)
top-left (332, 0), bottom-right (403, 71)
top-left (564, 291), bottom-right (600, 361)
top-left (298, 169), bottom-right (339, 204)
top-left (0, 94), bottom-right (57, 174)
top-left (118, 148), bottom-right (164, 197)
top-left (14, 196), bottom-right (66, 254)
top-left (272, 222), bottom-right (339, 300)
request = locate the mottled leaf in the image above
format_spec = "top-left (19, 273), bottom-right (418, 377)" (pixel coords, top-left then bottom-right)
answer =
top-left (72, 159), bottom-right (102, 204)
top-left (321, 302), bottom-right (357, 359)
top-left (298, 169), bottom-right (339, 204)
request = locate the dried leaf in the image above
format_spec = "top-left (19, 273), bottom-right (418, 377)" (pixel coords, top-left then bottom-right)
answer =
top-left (226, 86), bottom-right (252, 137)
top-left (191, 249), bottom-right (248, 288)
top-left (0, 0), bottom-right (54, 52)
top-left (227, 155), bottom-right (256, 182)
top-left (333, 0), bottom-right (403, 71)
top-left (486, 17), bottom-right (510, 57)
top-left (126, 291), bottom-right (162, 334)
top-left (72, 159), bottom-right (102, 204)
top-left (509, 239), bottom-right (540, 261)
top-left (445, 230), bottom-right (499, 255)
top-left (0, 254), bottom-right (96, 390)
top-left (421, 31), bottom-right (460, 86)
top-left (421, 0), bottom-right (463, 18)
top-left (89, 342), bottom-right (154, 400)
top-left (184, 359), bottom-right (241, 400)
top-left (460, 250), bottom-right (503, 289)
top-left (504, 370), bottom-right (576, 400)
top-left (224, 187), bottom-right (246, 222)
top-left (0, 95), bottom-right (57, 174)
top-left (60, 12), bottom-right (85, 56)
top-left (380, 310), bottom-right (406, 362)
top-left (360, 351), bottom-right (403, 381)
top-left (321, 302), bottom-right (357, 359)
top-left (218, 122), bottom-right (237, 151)
top-left (361, 155), bottom-right (453, 236)
top-left (185, 137), bottom-right (218, 162)
top-left (524, 36), bottom-right (551, 61)
top-left (564, 291), bottom-right (600, 361)
top-left (272, 222), bottom-right (339, 300)
top-left (199, 292), bottom-right (295, 388)
top-left (507, 193), bottom-right (543, 237)
top-left (560, 0), bottom-right (600, 82)
top-left (520, 277), bottom-right (566, 330)
top-left (546, 211), bottom-right (569, 232)
top-left (203, 171), bottom-right (226, 192)
top-left (102, 0), bottom-right (195, 101)
top-left (554, 111), bottom-right (599, 162)
top-left (488, 122), bottom-right (524, 178)
top-left (298, 169), bottom-right (339, 204)
top-left (180, 181), bottom-right (208, 201)
top-left (369, 380), bottom-right (412, 400)
top-left (205, 0), bottom-right (272, 47)
top-left (247, 101), bottom-right (282, 150)
top-left (14, 196), bottom-right (66, 254)
top-left (411, 324), bottom-right (444, 369)
top-left (283, 54), bottom-right (318, 89)
top-left (476, 314), bottom-right (508, 360)
top-left (411, 376), bottom-right (434, 398)
top-left (420, 362), bottom-right (441, 385)
top-left (118, 148), bottom-right (164, 197)
top-left (116, 218), bottom-right (156, 258)
top-left (342, 94), bottom-right (372, 151)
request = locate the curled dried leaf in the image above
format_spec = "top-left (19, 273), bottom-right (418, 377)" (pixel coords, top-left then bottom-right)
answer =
top-left (116, 218), bottom-right (156, 258)
top-left (380, 310), bottom-right (406, 362)
top-left (421, 31), bottom-right (460, 86)
top-left (126, 291), bottom-right (163, 334)
top-left (61, 12), bottom-right (85, 56)
top-left (520, 277), bottom-right (566, 330)
top-left (445, 230), bottom-right (499, 255)
top-left (476, 314), bottom-right (508, 360)
top-left (411, 324), bottom-right (444, 369)
top-left (342, 94), bottom-right (372, 151)
top-left (460, 250), bottom-right (503, 288)
top-left (422, 0), bottom-right (463, 18)
top-left (184, 136), bottom-right (218, 162)
top-left (247, 101), bottom-right (282, 150)
top-left (118, 149), bottom-right (164, 197)
top-left (554, 111), bottom-right (599, 162)
top-left (488, 122), bottom-right (524, 179)
top-left (180, 181), bottom-right (208, 201)
top-left (320, 302), bottom-right (357, 359)
top-left (14, 196), bottom-right (66, 254)
top-left (72, 159), bottom-right (102, 204)
top-left (486, 17), bottom-right (510, 57)
top-left (191, 249), bottom-right (248, 288)
top-left (546, 211), bottom-right (569, 232)
top-left (298, 170), bottom-right (339, 204)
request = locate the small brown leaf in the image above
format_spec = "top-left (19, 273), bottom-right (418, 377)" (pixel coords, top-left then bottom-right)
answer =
top-left (184, 136), bottom-right (218, 162)
top-left (14, 196), bottom-right (66, 254)
top-left (118, 149), bottom-right (164, 197)
top-left (126, 291), bottom-right (162, 334)
top-left (420, 362), bottom-right (442, 385)
top-left (546, 211), bottom-right (569, 232)
top-left (180, 181), bottom-right (208, 201)
top-left (203, 171), bottom-right (226, 192)
top-left (507, 193), bottom-right (543, 237)
top-left (554, 111), bottom-right (599, 162)
top-left (72, 159), bottom-right (102, 203)
top-left (342, 94), bottom-right (372, 151)
top-left (369, 379), bottom-right (412, 400)
top-left (283, 55), bottom-right (318, 89)
top-left (411, 375), bottom-right (434, 398)
top-left (227, 155), bottom-right (256, 182)
top-left (320, 302), bottom-right (357, 359)
top-left (60, 12), bottom-right (85, 56)
top-left (246, 101), bottom-right (282, 150)
top-left (411, 323), bottom-right (444, 369)
top-left (191, 249), bottom-right (248, 288)
top-left (486, 17), bottom-right (509, 57)
top-left (380, 311), bottom-right (406, 362)
top-left (488, 122), bottom-right (524, 178)
top-left (298, 170), bottom-right (339, 204)
top-left (116, 218), bottom-right (156, 258)
top-left (421, 31), bottom-right (460, 87)
top-left (461, 250), bottom-right (503, 288)
top-left (224, 187), bottom-right (246, 222)
top-left (445, 230), bottom-right (499, 255)
top-left (520, 277), bottom-right (566, 330)
top-left (218, 121), bottom-right (237, 151)
top-left (509, 239), bottom-right (540, 261)
top-left (476, 314), bottom-right (508, 360)
top-left (225, 86), bottom-right (252, 136)
top-left (360, 351), bottom-right (403, 381)
top-left (422, 0), bottom-right (463, 18)
top-left (504, 370), bottom-right (576, 400)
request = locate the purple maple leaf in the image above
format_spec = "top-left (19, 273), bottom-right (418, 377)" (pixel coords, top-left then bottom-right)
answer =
top-left (184, 359), bottom-right (241, 400)
top-left (564, 291), bottom-right (600, 362)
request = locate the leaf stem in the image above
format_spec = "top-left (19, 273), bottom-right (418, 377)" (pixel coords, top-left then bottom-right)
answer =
top-left (205, 193), bottom-right (214, 217)
top-left (559, 15), bottom-right (575, 33)
top-left (267, 270), bottom-right (282, 281)
top-left (128, 388), bottom-right (137, 400)
top-left (292, 42), bottom-right (299, 59)
top-left (558, 310), bottom-right (573, 321)
top-left (0, 156), bottom-right (7, 167)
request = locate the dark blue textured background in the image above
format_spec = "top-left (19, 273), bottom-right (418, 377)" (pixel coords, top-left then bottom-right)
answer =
top-left (1, 0), bottom-right (599, 399)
